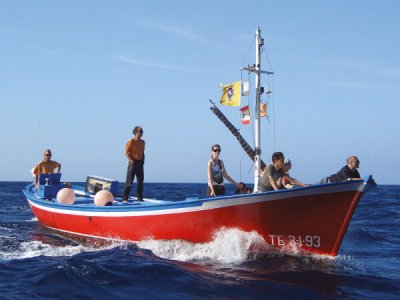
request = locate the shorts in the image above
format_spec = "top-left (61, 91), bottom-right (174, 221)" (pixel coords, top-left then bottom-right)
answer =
top-left (207, 185), bottom-right (225, 196)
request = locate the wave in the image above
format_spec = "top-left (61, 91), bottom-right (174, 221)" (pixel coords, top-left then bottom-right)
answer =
top-left (0, 229), bottom-right (129, 260)
top-left (0, 224), bottom-right (361, 270)
top-left (0, 240), bottom-right (104, 260)
top-left (138, 227), bottom-right (335, 265)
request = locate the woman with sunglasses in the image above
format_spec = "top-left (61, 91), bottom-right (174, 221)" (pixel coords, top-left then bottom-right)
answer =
top-left (32, 149), bottom-right (61, 189)
top-left (207, 144), bottom-right (243, 196)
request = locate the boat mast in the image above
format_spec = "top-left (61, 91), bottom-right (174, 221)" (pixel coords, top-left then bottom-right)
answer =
top-left (242, 27), bottom-right (273, 192)
top-left (254, 28), bottom-right (262, 192)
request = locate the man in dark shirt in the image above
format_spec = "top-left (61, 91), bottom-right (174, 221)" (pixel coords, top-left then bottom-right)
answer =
top-left (321, 156), bottom-right (362, 184)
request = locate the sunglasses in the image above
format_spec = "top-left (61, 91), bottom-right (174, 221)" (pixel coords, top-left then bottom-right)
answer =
top-left (213, 149), bottom-right (221, 152)
top-left (137, 130), bottom-right (143, 133)
top-left (45, 154), bottom-right (51, 156)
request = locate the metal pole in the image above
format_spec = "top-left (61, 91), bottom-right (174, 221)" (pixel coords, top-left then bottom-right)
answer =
top-left (253, 27), bottom-right (262, 192)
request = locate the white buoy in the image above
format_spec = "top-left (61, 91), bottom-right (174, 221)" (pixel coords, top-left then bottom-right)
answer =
top-left (94, 190), bottom-right (114, 206)
top-left (56, 188), bottom-right (76, 204)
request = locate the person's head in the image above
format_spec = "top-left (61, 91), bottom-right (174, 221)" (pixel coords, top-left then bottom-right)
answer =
top-left (283, 158), bottom-right (292, 172)
top-left (235, 182), bottom-right (247, 194)
top-left (211, 144), bottom-right (221, 158)
top-left (43, 149), bottom-right (52, 162)
top-left (133, 126), bottom-right (143, 136)
top-left (347, 156), bottom-right (360, 170)
top-left (272, 152), bottom-right (285, 168)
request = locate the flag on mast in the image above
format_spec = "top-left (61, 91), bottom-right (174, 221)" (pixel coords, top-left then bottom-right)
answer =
top-left (240, 105), bottom-right (250, 124)
top-left (260, 103), bottom-right (267, 117)
top-left (242, 81), bottom-right (249, 96)
top-left (220, 81), bottom-right (241, 106)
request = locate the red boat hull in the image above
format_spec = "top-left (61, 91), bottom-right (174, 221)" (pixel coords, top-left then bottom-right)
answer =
top-left (25, 181), bottom-right (365, 257)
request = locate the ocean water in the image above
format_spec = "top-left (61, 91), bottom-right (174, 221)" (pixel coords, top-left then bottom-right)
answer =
top-left (0, 182), bottom-right (399, 299)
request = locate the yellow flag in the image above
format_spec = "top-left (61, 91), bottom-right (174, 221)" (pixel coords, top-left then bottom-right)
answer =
top-left (220, 81), bottom-right (241, 106)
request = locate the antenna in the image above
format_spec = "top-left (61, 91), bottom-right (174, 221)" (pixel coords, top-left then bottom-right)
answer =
top-left (37, 120), bottom-right (41, 156)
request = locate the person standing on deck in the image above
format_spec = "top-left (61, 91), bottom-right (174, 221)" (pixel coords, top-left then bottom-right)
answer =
top-left (122, 126), bottom-right (145, 202)
top-left (207, 144), bottom-right (243, 196)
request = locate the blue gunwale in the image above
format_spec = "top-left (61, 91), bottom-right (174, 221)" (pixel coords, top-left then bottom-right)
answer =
top-left (23, 179), bottom-right (366, 213)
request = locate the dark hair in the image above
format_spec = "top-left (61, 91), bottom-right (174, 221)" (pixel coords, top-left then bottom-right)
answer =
top-left (235, 182), bottom-right (247, 194)
top-left (132, 126), bottom-right (142, 134)
top-left (211, 144), bottom-right (221, 150)
top-left (271, 152), bottom-right (284, 163)
top-left (210, 144), bottom-right (221, 159)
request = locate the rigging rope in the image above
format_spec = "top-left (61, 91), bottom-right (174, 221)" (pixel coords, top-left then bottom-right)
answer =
top-left (262, 48), bottom-right (276, 149)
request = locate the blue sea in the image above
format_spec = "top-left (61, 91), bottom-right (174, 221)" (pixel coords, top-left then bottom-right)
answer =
top-left (1, 182), bottom-right (399, 299)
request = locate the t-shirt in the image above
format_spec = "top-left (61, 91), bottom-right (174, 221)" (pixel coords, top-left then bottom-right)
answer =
top-left (33, 161), bottom-right (61, 175)
top-left (258, 164), bottom-right (285, 191)
top-left (329, 165), bottom-right (361, 182)
top-left (125, 138), bottom-right (145, 161)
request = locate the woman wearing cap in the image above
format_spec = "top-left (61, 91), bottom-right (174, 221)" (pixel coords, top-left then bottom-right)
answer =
top-left (281, 159), bottom-right (309, 188)
top-left (207, 144), bottom-right (243, 196)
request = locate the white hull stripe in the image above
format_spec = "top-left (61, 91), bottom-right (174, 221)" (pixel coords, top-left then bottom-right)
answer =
top-left (27, 181), bottom-right (365, 217)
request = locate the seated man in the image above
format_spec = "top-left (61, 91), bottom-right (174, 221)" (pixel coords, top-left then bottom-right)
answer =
top-left (32, 149), bottom-right (61, 189)
top-left (320, 155), bottom-right (362, 184)
top-left (258, 152), bottom-right (285, 192)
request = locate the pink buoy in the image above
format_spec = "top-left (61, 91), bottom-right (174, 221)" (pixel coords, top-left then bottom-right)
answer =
top-left (56, 188), bottom-right (76, 204)
top-left (94, 190), bottom-right (114, 206)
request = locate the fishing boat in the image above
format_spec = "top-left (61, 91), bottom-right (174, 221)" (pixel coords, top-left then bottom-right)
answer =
top-left (23, 27), bottom-right (368, 257)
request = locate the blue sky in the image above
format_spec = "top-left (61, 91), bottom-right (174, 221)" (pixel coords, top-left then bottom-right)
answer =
top-left (1, 0), bottom-right (399, 184)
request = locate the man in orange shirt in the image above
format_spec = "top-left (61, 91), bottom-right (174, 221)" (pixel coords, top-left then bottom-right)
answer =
top-left (32, 149), bottom-right (61, 189)
top-left (122, 126), bottom-right (145, 201)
